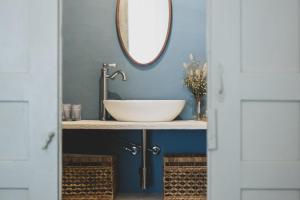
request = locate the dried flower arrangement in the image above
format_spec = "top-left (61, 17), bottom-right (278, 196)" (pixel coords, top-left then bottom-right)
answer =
top-left (183, 54), bottom-right (208, 101)
top-left (183, 54), bottom-right (208, 120)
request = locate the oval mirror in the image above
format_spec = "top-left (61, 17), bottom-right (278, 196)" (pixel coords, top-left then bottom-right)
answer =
top-left (116, 0), bottom-right (172, 65)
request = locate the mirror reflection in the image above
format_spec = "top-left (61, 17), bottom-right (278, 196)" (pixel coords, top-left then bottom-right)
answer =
top-left (117, 0), bottom-right (172, 65)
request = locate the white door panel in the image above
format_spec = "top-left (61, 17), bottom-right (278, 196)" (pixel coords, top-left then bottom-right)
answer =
top-left (242, 101), bottom-right (300, 161)
top-left (0, 189), bottom-right (29, 200)
top-left (240, 74), bottom-right (300, 100)
top-left (241, 0), bottom-right (300, 73)
top-left (242, 190), bottom-right (300, 200)
top-left (208, 0), bottom-right (300, 199)
top-left (0, 0), bottom-right (30, 73)
top-left (0, 101), bottom-right (29, 160)
top-left (0, 0), bottom-right (59, 199)
top-left (241, 162), bottom-right (300, 188)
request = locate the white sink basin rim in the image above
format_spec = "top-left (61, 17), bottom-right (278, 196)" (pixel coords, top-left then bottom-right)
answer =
top-left (103, 100), bottom-right (186, 122)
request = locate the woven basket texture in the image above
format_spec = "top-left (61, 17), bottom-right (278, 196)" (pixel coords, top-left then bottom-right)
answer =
top-left (63, 154), bottom-right (116, 200)
top-left (164, 155), bottom-right (207, 200)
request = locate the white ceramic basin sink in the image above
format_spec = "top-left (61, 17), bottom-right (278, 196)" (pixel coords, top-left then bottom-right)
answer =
top-left (103, 100), bottom-right (185, 122)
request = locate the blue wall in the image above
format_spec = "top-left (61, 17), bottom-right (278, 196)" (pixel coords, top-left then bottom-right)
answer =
top-left (63, 0), bottom-right (206, 194)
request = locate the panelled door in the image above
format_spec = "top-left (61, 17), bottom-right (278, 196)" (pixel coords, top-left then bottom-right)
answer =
top-left (0, 0), bottom-right (59, 199)
top-left (207, 0), bottom-right (300, 199)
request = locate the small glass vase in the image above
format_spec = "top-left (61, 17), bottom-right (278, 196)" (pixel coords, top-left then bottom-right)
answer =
top-left (194, 98), bottom-right (203, 121)
top-left (193, 97), bottom-right (207, 121)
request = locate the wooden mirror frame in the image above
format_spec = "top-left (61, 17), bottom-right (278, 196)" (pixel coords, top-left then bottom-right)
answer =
top-left (116, 0), bottom-right (173, 66)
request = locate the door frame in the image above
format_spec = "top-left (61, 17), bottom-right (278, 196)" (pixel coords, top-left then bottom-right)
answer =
top-left (58, 0), bottom-right (63, 199)
top-left (57, 0), bottom-right (211, 199)
top-left (206, 0), bottom-right (213, 198)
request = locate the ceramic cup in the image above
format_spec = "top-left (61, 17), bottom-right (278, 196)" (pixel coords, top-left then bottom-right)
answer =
top-left (71, 104), bottom-right (81, 121)
top-left (63, 104), bottom-right (72, 121)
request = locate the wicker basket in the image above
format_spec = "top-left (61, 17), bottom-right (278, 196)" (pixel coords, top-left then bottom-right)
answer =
top-left (63, 154), bottom-right (117, 200)
top-left (163, 155), bottom-right (207, 200)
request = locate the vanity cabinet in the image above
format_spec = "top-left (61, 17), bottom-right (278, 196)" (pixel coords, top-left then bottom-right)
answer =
top-left (62, 120), bottom-right (207, 200)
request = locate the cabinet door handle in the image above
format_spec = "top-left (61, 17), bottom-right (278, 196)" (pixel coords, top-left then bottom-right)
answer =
top-left (42, 132), bottom-right (55, 150)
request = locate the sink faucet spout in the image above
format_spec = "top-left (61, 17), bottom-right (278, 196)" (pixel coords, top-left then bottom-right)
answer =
top-left (100, 63), bottom-right (127, 120)
top-left (107, 70), bottom-right (127, 81)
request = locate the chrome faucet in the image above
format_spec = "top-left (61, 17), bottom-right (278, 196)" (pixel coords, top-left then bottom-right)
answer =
top-left (100, 63), bottom-right (127, 120)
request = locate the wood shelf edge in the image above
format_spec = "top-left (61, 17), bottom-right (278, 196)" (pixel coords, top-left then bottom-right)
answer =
top-left (62, 120), bottom-right (207, 130)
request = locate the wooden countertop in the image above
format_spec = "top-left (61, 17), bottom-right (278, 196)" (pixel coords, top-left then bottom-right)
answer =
top-left (62, 120), bottom-right (207, 130)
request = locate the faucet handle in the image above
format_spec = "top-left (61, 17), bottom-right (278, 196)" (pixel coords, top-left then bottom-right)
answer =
top-left (103, 63), bottom-right (117, 69)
